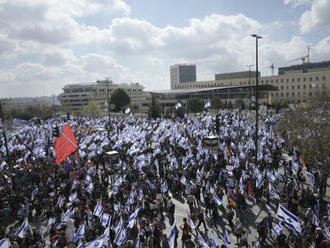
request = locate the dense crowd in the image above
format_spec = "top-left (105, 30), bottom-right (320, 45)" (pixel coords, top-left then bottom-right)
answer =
top-left (0, 112), bottom-right (329, 247)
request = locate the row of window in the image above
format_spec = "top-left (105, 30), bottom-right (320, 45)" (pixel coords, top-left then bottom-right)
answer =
top-left (271, 91), bottom-right (327, 97)
top-left (276, 84), bottom-right (326, 90)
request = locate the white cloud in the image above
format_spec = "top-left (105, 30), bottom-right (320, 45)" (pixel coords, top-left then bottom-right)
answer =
top-left (299, 0), bottom-right (330, 33)
top-left (284, 0), bottom-right (312, 7)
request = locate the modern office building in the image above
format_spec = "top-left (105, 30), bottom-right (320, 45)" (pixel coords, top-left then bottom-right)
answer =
top-left (58, 79), bottom-right (149, 113)
top-left (170, 64), bottom-right (196, 89)
top-left (172, 61), bottom-right (330, 105)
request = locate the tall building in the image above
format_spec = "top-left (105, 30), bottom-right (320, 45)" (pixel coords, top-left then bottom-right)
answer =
top-left (172, 60), bottom-right (330, 105)
top-left (58, 79), bottom-right (149, 113)
top-left (170, 64), bottom-right (196, 89)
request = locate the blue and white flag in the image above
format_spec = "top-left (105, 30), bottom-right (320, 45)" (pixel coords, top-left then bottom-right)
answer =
top-left (180, 175), bottom-right (188, 185)
top-left (47, 218), bottom-right (55, 232)
top-left (84, 175), bottom-right (92, 185)
top-left (138, 188), bottom-right (144, 201)
top-left (128, 191), bottom-right (135, 205)
top-left (113, 202), bottom-right (120, 213)
top-left (256, 170), bottom-right (263, 189)
top-left (114, 177), bottom-right (122, 187)
top-left (128, 207), bottom-right (140, 228)
top-left (167, 222), bottom-right (176, 248)
top-left (268, 184), bottom-right (280, 199)
top-left (323, 226), bottom-right (330, 240)
top-left (276, 204), bottom-right (302, 233)
top-left (265, 204), bottom-right (275, 214)
top-left (146, 180), bottom-right (155, 190)
top-left (57, 195), bottom-right (65, 208)
top-left (93, 202), bottom-right (104, 217)
top-left (114, 227), bottom-right (127, 246)
top-left (198, 234), bottom-right (210, 248)
top-left (239, 176), bottom-right (245, 195)
top-left (266, 170), bottom-right (276, 183)
top-left (196, 170), bottom-right (202, 184)
top-left (61, 208), bottom-right (74, 222)
top-left (17, 218), bottom-right (29, 238)
top-left (303, 171), bottom-right (315, 185)
top-left (101, 214), bottom-right (111, 228)
top-left (69, 192), bottom-right (77, 202)
top-left (161, 180), bottom-right (168, 193)
top-left (31, 187), bottom-right (38, 201)
top-left (253, 241), bottom-right (259, 248)
top-left (115, 218), bottom-right (123, 234)
top-left (204, 100), bottom-right (211, 108)
top-left (135, 238), bottom-right (140, 248)
top-left (213, 191), bottom-right (223, 206)
top-left (210, 231), bottom-right (218, 248)
top-left (312, 212), bottom-right (319, 226)
top-left (85, 234), bottom-right (108, 248)
top-left (271, 223), bottom-right (282, 237)
top-left (206, 181), bottom-right (210, 193)
top-left (0, 238), bottom-right (12, 248)
top-left (175, 102), bottom-right (182, 109)
top-left (73, 224), bottom-right (85, 243)
top-left (217, 230), bottom-right (230, 248)
top-left (86, 166), bottom-right (95, 176)
top-left (86, 183), bottom-right (94, 194)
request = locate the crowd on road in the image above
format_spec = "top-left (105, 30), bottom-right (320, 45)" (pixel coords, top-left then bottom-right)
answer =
top-left (0, 111), bottom-right (329, 247)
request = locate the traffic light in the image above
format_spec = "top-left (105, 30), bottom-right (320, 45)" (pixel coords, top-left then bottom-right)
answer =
top-left (52, 127), bottom-right (59, 137)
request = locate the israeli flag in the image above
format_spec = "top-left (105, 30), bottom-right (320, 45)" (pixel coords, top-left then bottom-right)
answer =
top-left (198, 234), bottom-right (210, 248)
top-left (206, 181), bottom-right (210, 193)
top-left (146, 180), bottom-right (155, 190)
top-left (93, 202), bottom-right (104, 217)
top-left (180, 175), bottom-right (188, 185)
top-left (276, 204), bottom-right (302, 233)
top-left (47, 218), bottom-right (55, 232)
top-left (256, 170), bottom-right (263, 189)
top-left (128, 207), bottom-right (140, 228)
top-left (114, 177), bottom-right (122, 187)
top-left (196, 170), bottom-right (202, 184)
top-left (69, 192), bottom-right (77, 202)
top-left (210, 231), bottom-right (218, 248)
top-left (57, 195), bottom-right (65, 208)
top-left (125, 203), bottom-right (130, 214)
top-left (17, 218), bottom-right (29, 238)
top-left (271, 223), bottom-right (282, 237)
top-left (253, 241), bottom-right (260, 248)
top-left (323, 226), bottom-right (330, 240)
top-left (312, 212), bottom-right (319, 226)
top-left (101, 214), bottom-right (111, 228)
top-left (86, 183), bottom-right (94, 194)
top-left (135, 238), bottom-right (140, 248)
top-left (114, 202), bottom-right (120, 213)
top-left (268, 184), bottom-right (280, 199)
top-left (167, 222), bottom-right (176, 248)
top-left (138, 188), bottom-right (144, 201)
top-left (161, 180), bottom-right (168, 193)
top-left (114, 227), bottom-right (127, 246)
top-left (213, 191), bottom-right (223, 206)
top-left (128, 191), bottom-right (135, 205)
top-left (86, 166), bottom-right (95, 176)
top-left (265, 204), bottom-right (275, 214)
top-left (73, 223), bottom-right (85, 243)
top-left (217, 230), bottom-right (230, 248)
top-left (303, 171), bottom-right (315, 185)
top-left (31, 187), bottom-right (38, 201)
top-left (85, 175), bottom-right (92, 185)
top-left (239, 176), bottom-right (245, 195)
top-left (0, 238), bottom-right (12, 248)
top-left (266, 170), bottom-right (276, 183)
top-left (85, 234), bottom-right (107, 248)
top-left (115, 218), bottom-right (123, 234)
top-left (62, 208), bottom-right (74, 222)
top-left (204, 100), bottom-right (211, 108)
top-left (175, 102), bottom-right (182, 109)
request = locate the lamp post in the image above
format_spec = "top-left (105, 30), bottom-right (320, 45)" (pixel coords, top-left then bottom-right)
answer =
top-left (251, 34), bottom-right (262, 168)
top-left (247, 65), bottom-right (254, 85)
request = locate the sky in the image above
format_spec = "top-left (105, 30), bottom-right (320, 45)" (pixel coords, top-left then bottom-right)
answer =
top-left (0, 0), bottom-right (330, 98)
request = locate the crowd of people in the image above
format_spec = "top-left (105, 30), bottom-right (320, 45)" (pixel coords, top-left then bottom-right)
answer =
top-left (0, 111), bottom-right (329, 247)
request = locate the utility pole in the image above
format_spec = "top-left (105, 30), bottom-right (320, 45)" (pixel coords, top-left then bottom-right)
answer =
top-left (251, 34), bottom-right (262, 168)
top-left (0, 101), bottom-right (10, 159)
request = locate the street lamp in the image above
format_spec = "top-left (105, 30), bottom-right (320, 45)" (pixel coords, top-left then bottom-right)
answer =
top-left (247, 65), bottom-right (254, 85)
top-left (251, 34), bottom-right (262, 168)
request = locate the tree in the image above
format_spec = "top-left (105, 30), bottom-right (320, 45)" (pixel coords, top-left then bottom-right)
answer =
top-left (211, 97), bottom-right (224, 109)
top-left (81, 101), bottom-right (101, 118)
top-left (275, 100), bottom-right (330, 196)
top-left (187, 98), bottom-right (204, 113)
top-left (149, 95), bottom-right (161, 119)
top-left (110, 88), bottom-right (131, 112)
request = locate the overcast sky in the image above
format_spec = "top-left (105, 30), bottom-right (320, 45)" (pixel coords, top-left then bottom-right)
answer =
top-left (0, 0), bottom-right (330, 98)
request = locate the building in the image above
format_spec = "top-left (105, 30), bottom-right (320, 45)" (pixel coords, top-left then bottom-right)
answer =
top-left (58, 79), bottom-right (149, 113)
top-left (172, 61), bottom-right (330, 105)
top-left (170, 64), bottom-right (196, 89)
top-left (215, 71), bottom-right (259, 81)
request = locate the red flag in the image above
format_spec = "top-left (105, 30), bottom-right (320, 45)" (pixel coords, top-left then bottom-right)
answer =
top-left (248, 180), bottom-right (252, 196)
top-left (54, 124), bottom-right (78, 164)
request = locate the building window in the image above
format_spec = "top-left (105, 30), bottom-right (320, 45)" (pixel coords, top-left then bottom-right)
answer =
top-left (315, 76), bottom-right (319, 81)
top-left (281, 86), bottom-right (284, 90)
top-left (286, 79), bottom-right (289, 83)
top-left (292, 78), bottom-right (295, 82)
top-left (271, 80), bottom-right (273, 83)
top-left (303, 85), bottom-right (306, 89)
top-left (322, 76), bottom-right (326, 80)
top-left (276, 79), bottom-right (278, 83)
top-left (275, 93), bottom-right (279, 96)
top-left (297, 78), bottom-right (300, 82)
top-left (297, 85), bottom-right (300, 89)
top-left (286, 86), bottom-right (289, 89)
top-left (309, 92), bottom-right (312, 96)
top-left (292, 92), bottom-right (294, 96)
top-left (281, 79), bottom-right (284, 83)
top-left (303, 77), bottom-right (306, 82)
top-left (297, 92), bottom-right (300, 96)
top-left (281, 93), bottom-right (284, 97)
top-left (309, 84), bottom-right (312, 89)
top-left (309, 77), bottom-right (313, 81)
top-left (286, 92), bottom-right (289, 96)
top-left (271, 93), bottom-right (274, 96)
top-left (292, 86), bottom-right (295, 90)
